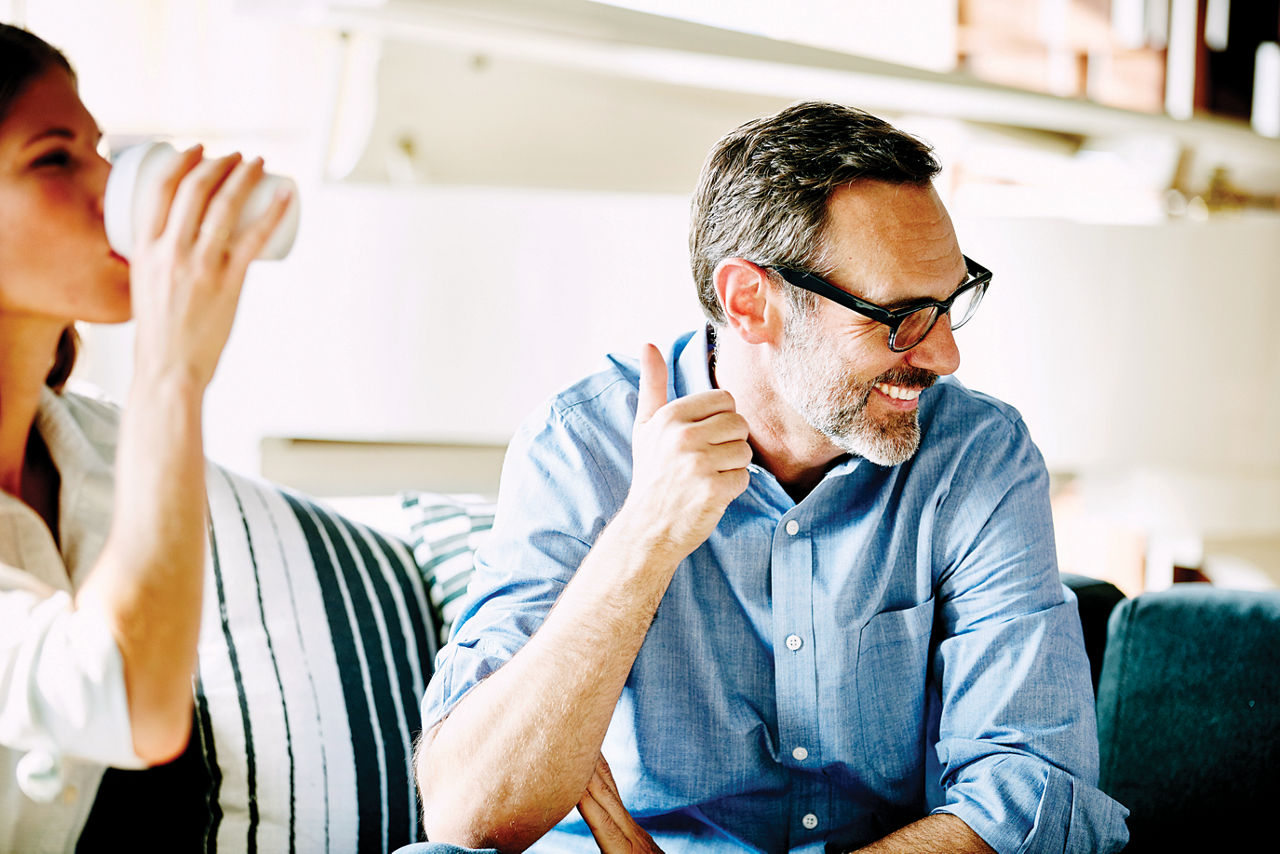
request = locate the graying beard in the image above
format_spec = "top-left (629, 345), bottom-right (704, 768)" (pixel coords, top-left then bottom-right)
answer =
top-left (777, 325), bottom-right (923, 467)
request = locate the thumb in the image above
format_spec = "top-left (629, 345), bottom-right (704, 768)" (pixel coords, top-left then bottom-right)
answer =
top-left (635, 344), bottom-right (668, 424)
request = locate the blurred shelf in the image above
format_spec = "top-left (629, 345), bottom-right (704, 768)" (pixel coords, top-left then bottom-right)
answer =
top-left (299, 0), bottom-right (1280, 194)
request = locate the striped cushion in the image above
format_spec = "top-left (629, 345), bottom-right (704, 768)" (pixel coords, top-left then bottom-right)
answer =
top-left (79, 467), bottom-right (440, 852)
top-left (400, 492), bottom-right (495, 645)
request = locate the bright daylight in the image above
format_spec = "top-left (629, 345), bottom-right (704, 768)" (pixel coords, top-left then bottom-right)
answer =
top-left (1, 1), bottom-right (1276, 853)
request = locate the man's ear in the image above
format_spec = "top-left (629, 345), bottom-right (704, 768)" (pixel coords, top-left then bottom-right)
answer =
top-left (713, 258), bottom-right (785, 345)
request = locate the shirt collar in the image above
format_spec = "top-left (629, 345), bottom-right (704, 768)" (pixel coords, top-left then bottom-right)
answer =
top-left (34, 388), bottom-right (118, 589)
top-left (671, 324), bottom-right (716, 401)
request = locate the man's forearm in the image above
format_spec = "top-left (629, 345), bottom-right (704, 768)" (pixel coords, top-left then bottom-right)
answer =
top-left (419, 349), bottom-right (752, 851)
top-left (418, 508), bottom-right (683, 851)
top-left (852, 814), bottom-right (994, 854)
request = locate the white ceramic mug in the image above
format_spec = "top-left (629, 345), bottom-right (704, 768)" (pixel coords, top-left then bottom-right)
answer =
top-left (104, 141), bottom-right (300, 261)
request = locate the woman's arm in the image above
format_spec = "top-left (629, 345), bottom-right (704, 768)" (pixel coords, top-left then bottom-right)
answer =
top-left (74, 147), bottom-right (291, 764)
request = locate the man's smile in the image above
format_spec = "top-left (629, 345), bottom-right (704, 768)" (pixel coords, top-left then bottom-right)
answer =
top-left (873, 381), bottom-right (925, 410)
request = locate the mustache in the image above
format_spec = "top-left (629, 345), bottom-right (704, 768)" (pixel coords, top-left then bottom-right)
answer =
top-left (873, 366), bottom-right (938, 389)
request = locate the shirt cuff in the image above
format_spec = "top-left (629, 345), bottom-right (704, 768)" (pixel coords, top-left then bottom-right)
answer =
top-left (1, 589), bottom-right (146, 772)
top-left (934, 756), bottom-right (1129, 854)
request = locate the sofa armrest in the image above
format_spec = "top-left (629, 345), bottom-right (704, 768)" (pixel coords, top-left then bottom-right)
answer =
top-left (1060, 572), bottom-right (1126, 694)
top-left (1096, 586), bottom-right (1280, 852)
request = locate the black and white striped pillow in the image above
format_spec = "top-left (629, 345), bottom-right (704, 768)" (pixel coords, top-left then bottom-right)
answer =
top-left (80, 467), bottom-right (440, 852)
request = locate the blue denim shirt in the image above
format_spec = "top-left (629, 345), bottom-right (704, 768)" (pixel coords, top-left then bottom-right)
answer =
top-left (422, 327), bottom-right (1129, 854)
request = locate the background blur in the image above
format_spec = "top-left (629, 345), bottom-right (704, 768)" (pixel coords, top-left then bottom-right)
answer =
top-left (8, 0), bottom-right (1279, 592)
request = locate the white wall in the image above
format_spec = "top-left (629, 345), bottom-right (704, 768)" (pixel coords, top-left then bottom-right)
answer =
top-left (953, 213), bottom-right (1280, 541)
top-left (204, 182), bottom-right (699, 455)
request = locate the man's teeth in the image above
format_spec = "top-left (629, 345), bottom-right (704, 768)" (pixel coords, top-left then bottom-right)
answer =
top-left (875, 383), bottom-right (922, 401)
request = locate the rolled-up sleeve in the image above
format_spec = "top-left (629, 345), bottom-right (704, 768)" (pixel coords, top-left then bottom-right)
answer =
top-left (927, 417), bottom-right (1129, 853)
top-left (421, 384), bottom-right (629, 734)
top-left (0, 574), bottom-right (143, 771)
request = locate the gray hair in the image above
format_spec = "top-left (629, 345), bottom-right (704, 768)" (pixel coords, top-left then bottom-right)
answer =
top-left (689, 101), bottom-right (941, 325)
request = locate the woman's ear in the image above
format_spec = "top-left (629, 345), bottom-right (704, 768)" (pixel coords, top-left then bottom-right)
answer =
top-left (713, 258), bottom-right (785, 346)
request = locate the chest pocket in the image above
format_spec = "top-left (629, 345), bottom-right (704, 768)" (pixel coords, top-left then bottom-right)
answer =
top-left (856, 597), bottom-right (935, 793)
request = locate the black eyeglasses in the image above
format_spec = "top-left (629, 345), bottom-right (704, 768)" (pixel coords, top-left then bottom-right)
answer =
top-left (770, 256), bottom-right (992, 353)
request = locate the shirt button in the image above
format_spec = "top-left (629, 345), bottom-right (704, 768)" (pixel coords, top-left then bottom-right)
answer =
top-left (802, 813), bottom-right (819, 830)
top-left (785, 634), bottom-right (803, 651)
top-left (792, 746), bottom-right (809, 761)
top-left (785, 519), bottom-right (800, 536)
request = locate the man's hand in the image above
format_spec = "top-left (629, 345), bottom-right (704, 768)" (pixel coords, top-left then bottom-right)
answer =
top-left (619, 344), bottom-right (752, 563)
top-left (577, 754), bottom-right (664, 854)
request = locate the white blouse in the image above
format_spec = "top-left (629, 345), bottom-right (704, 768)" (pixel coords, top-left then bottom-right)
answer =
top-left (0, 388), bottom-right (144, 854)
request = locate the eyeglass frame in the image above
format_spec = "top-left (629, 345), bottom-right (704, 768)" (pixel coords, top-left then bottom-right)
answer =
top-left (768, 255), bottom-right (992, 353)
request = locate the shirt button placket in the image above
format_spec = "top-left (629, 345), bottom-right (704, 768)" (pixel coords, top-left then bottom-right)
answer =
top-left (777, 512), bottom-right (820, 839)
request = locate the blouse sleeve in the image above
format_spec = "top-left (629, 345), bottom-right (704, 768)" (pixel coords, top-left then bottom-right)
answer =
top-left (0, 564), bottom-right (145, 777)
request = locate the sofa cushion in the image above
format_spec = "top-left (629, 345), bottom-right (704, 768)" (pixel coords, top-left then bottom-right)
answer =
top-left (400, 491), bottom-right (495, 645)
top-left (1059, 573), bottom-right (1126, 694)
top-left (79, 467), bottom-right (440, 852)
top-left (1096, 586), bottom-right (1280, 851)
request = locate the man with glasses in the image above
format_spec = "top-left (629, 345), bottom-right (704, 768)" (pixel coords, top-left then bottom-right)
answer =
top-left (413, 102), bottom-right (1128, 854)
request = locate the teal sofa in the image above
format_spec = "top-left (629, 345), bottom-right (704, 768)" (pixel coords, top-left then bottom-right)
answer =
top-left (1062, 574), bottom-right (1280, 852)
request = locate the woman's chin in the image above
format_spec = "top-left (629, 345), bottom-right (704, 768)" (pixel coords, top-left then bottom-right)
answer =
top-left (99, 303), bottom-right (134, 324)
top-left (100, 310), bottom-right (133, 325)
top-left (80, 295), bottom-right (134, 325)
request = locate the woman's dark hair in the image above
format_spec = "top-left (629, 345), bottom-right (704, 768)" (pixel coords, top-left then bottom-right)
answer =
top-left (1, 23), bottom-right (79, 391)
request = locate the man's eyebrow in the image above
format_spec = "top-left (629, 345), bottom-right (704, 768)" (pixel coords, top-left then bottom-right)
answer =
top-left (876, 271), bottom-right (971, 312)
top-left (879, 295), bottom-right (934, 312)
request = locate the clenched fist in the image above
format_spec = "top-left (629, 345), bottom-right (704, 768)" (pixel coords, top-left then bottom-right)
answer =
top-left (620, 344), bottom-right (752, 563)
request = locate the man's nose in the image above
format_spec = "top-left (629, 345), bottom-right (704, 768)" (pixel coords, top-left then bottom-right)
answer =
top-left (906, 315), bottom-right (961, 377)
